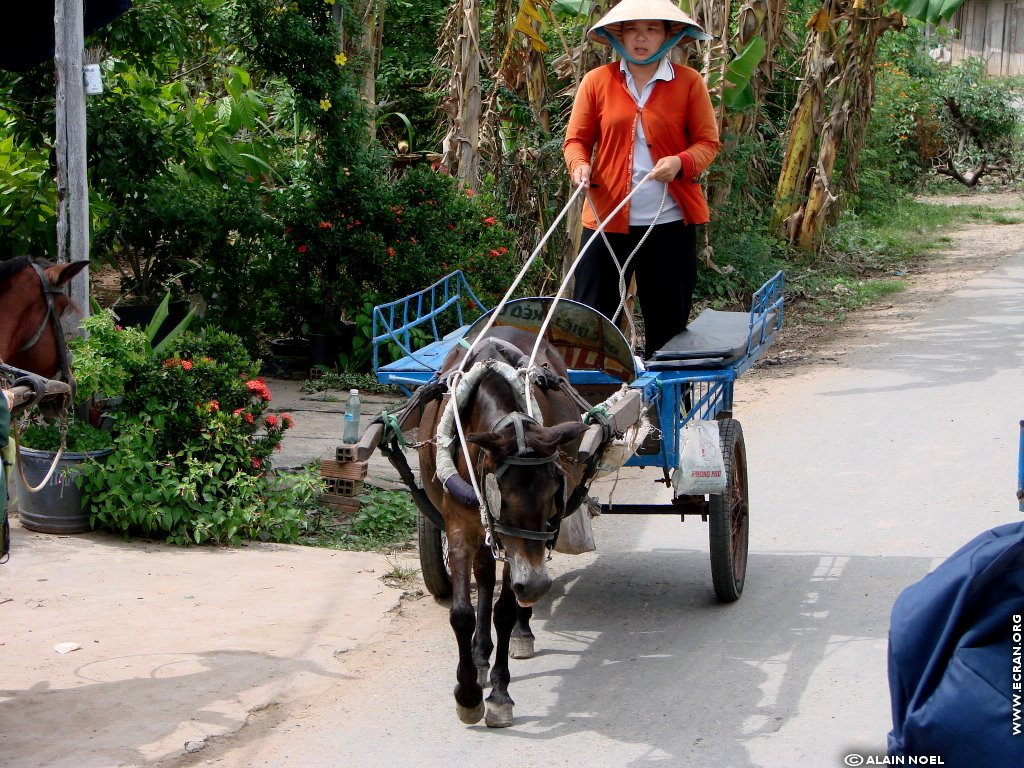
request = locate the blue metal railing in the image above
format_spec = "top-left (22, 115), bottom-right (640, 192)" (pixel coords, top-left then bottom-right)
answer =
top-left (371, 271), bottom-right (486, 376)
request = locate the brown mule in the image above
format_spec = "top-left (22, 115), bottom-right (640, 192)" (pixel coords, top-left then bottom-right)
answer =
top-left (418, 326), bottom-right (586, 727)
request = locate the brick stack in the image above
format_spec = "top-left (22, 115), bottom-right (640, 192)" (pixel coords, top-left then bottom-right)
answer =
top-left (319, 445), bottom-right (366, 512)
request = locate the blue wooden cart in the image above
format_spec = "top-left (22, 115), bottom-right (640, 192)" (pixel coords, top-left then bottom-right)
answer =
top-left (365, 270), bottom-right (784, 601)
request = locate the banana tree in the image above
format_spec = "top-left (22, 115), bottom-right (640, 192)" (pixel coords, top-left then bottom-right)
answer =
top-left (772, 0), bottom-right (966, 250)
top-left (437, 0), bottom-right (482, 189)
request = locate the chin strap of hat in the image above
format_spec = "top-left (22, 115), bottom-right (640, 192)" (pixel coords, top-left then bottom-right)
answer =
top-left (596, 28), bottom-right (699, 66)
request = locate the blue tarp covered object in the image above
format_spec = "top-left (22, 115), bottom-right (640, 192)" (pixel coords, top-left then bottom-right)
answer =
top-left (887, 521), bottom-right (1024, 764)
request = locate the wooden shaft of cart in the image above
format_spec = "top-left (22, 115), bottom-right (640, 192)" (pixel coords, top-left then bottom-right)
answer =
top-left (5, 380), bottom-right (73, 411)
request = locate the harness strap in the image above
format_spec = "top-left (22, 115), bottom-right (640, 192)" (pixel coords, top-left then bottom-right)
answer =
top-left (24, 264), bottom-right (76, 404)
top-left (492, 523), bottom-right (555, 542)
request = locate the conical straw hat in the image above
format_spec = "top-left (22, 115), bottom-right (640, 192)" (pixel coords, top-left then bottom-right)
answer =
top-left (589, 0), bottom-right (708, 45)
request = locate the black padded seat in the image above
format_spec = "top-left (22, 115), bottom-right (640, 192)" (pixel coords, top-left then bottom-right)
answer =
top-left (644, 309), bottom-right (765, 370)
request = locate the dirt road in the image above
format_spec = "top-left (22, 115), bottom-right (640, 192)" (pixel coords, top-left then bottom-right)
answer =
top-left (3, 192), bottom-right (1021, 767)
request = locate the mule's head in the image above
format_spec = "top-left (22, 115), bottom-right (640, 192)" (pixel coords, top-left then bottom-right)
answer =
top-left (469, 417), bottom-right (586, 606)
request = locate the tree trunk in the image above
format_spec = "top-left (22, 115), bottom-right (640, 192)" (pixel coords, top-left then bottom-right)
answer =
top-left (710, 0), bottom-right (788, 210)
top-left (794, 1), bottom-right (904, 250)
top-left (770, 1), bottom-right (842, 238)
top-left (438, 0), bottom-right (481, 190)
top-left (340, 1), bottom-right (386, 140)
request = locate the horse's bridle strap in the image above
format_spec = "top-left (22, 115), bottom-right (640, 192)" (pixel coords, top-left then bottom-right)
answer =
top-left (492, 523), bottom-right (556, 542)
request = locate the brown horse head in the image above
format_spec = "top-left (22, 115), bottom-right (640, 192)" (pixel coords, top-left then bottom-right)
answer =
top-left (0, 257), bottom-right (88, 412)
top-left (468, 416), bottom-right (587, 605)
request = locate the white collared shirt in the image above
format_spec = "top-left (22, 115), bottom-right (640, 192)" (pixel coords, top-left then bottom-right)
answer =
top-left (621, 57), bottom-right (683, 226)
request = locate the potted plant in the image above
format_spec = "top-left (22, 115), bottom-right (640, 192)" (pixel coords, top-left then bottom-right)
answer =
top-left (16, 297), bottom-right (195, 533)
top-left (78, 327), bottom-right (320, 545)
top-left (16, 310), bottom-right (146, 533)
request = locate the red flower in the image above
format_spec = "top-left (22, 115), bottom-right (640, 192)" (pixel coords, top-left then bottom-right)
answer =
top-left (297, 244), bottom-right (308, 254)
top-left (483, 216), bottom-right (496, 226)
top-left (498, 246), bottom-right (508, 255)
top-left (232, 408), bottom-right (244, 416)
top-left (251, 457), bottom-right (262, 469)
top-left (245, 379), bottom-right (272, 402)
top-left (489, 249), bottom-right (500, 258)
top-left (265, 414), bottom-right (279, 428)
top-left (281, 413), bottom-right (294, 429)
top-left (465, 188), bottom-right (474, 197)
top-left (319, 221), bottom-right (333, 229)
top-left (181, 360), bottom-right (193, 371)
top-left (386, 246), bottom-right (396, 257)
top-left (207, 400), bottom-right (219, 411)
top-left (244, 412), bottom-right (255, 424)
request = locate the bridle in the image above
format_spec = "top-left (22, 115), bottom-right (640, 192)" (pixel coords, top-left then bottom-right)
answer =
top-left (479, 411), bottom-right (567, 560)
top-left (18, 263), bottom-right (76, 404)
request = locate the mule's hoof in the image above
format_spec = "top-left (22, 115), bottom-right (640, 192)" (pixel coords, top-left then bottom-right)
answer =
top-left (485, 700), bottom-right (514, 728)
top-left (509, 636), bottom-right (535, 659)
top-left (456, 701), bottom-right (485, 725)
top-left (476, 664), bottom-right (490, 688)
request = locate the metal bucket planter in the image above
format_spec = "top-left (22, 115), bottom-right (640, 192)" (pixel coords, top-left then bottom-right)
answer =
top-left (15, 446), bottom-right (112, 534)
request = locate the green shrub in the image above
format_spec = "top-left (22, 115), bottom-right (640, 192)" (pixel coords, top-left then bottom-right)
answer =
top-left (80, 328), bottom-right (322, 545)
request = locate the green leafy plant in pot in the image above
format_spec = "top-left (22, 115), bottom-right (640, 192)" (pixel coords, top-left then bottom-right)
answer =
top-left (16, 296), bottom-right (196, 533)
top-left (78, 327), bottom-right (322, 546)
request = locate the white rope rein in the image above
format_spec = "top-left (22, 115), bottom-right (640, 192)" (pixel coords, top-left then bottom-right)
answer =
top-left (437, 172), bottom-right (669, 539)
top-left (525, 172), bottom-right (666, 415)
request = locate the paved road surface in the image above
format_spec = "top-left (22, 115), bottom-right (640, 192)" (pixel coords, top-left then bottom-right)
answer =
top-left (190, 241), bottom-right (1024, 766)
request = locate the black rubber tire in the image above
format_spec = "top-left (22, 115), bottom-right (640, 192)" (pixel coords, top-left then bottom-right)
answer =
top-left (708, 418), bottom-right (749, 603)
top-left (417, 510), bottom-right (452, 598)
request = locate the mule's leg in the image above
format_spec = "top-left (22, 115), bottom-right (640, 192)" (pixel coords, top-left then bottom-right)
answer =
top-left (485, 564), bottom-right (518, 727)
top-left (510, 605), bottom-right (536, 659)
top-left (471, 544), bottom-right (496, 687)
top-left (449, 535), bottom-right (485, 724)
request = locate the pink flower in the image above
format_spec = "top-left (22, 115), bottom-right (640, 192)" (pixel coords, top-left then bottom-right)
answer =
top-left (483, 216), bottom-right (496, 226)
top-left (181, 360), bottom-right (193, 371)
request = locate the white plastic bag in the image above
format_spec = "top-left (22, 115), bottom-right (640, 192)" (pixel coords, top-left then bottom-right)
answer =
top-left (672, 420), bottom-right (727, 495)
top-left (554, 499), bottom-right (598, 554)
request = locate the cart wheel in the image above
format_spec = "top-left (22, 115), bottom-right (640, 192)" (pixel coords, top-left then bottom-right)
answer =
top-left (709, 418), bottom-right (749, 603)
top-left (417, 511), bottom-right (452, 598)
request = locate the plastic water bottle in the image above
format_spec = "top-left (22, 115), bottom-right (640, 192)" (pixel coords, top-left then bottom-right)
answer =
top-left (343, 388), bottom-right (361, 443)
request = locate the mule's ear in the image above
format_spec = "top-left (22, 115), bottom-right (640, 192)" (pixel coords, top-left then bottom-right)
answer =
top-left (551, 421), bottom-right (587, 446)
top-left (45, 260), bottom-right (89, 287)
top-left (467, 430), bottom-right (511, 457)
top-left (531, 420), bottom-right (588, 455)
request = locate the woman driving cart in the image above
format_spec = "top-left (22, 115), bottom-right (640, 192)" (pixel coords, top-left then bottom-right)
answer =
top-left (563, 0), bottom-right (721, 358)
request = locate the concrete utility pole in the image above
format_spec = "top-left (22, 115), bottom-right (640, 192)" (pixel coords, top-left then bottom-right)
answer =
top-left (54, 0), bottom-right (90, 317)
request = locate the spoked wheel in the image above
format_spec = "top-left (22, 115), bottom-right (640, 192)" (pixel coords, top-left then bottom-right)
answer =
top-left (417, 510), bottom-right (452, 598)
top-left (708, 418), bottom-right (749, 602)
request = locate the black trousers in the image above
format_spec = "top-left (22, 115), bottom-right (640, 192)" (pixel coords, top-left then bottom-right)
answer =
top-left (572, 220), bottom-right (697, 358)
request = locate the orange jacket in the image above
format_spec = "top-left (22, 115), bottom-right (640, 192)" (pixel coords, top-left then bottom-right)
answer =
top-left (564, 62), bottom-right (721, 231)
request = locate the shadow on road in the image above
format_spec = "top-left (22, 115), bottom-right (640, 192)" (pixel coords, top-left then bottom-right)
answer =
top-left (481, 548), bottom-right (935, 766)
